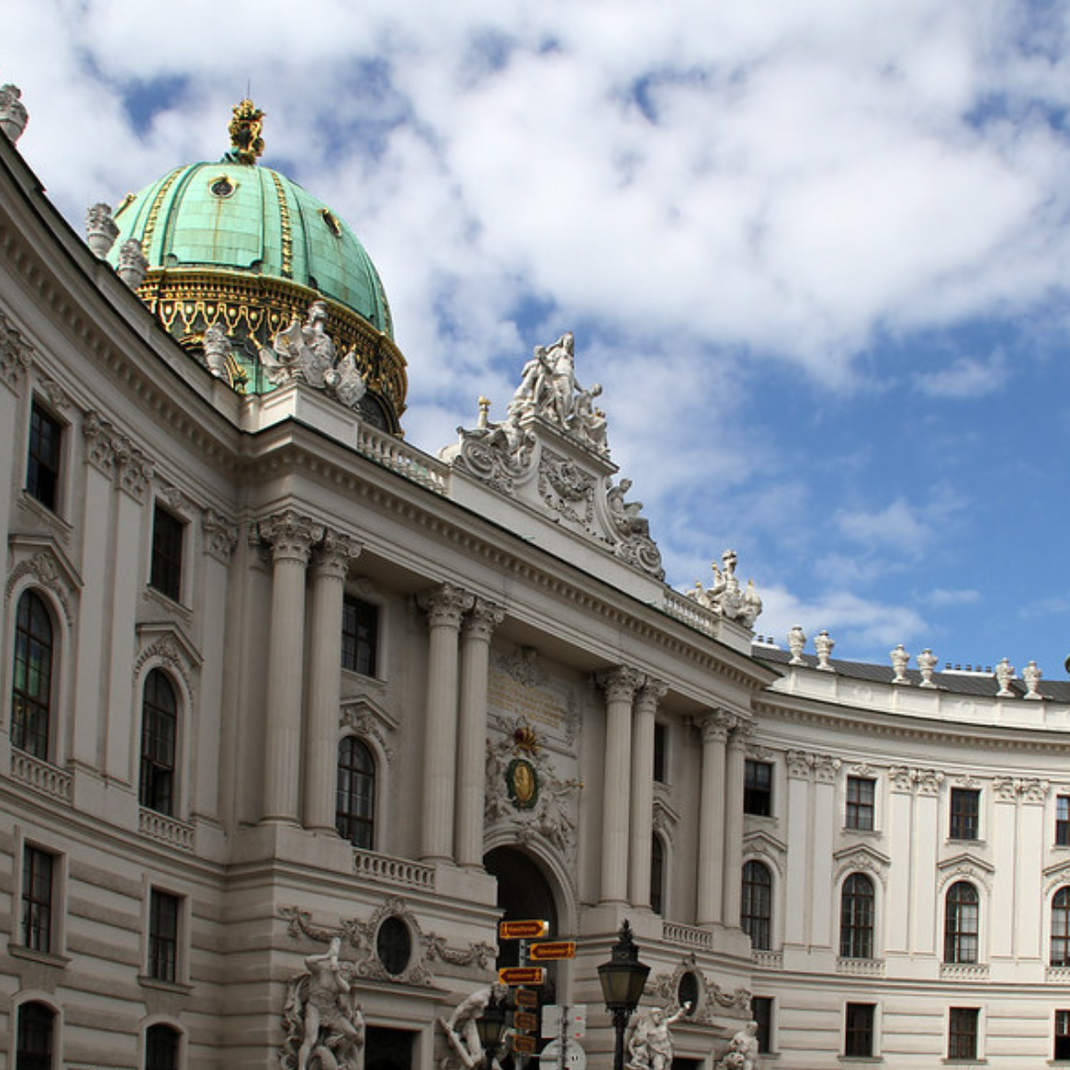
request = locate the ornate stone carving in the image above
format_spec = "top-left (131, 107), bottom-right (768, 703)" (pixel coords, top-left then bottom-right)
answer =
top-left (0, 82), bottom-right (28, 142)
top-left (85, 203), bottom-right (119, 258)
top-left (442, 334), bottom-right (664, 578)
top-left (787, 625), bottom-right (806, 665)
top-left (5, 550), bottom-right (76, 624)
top-left (597, 665), bottom-right (646, 703)
top-left (117, 238), bottom-right (148, 289)
top-left (38, 377), bottom-right (70, 412)
top-left (685, 550), bottom-right (762, 629)
top-left (82, 411), bottom-right (154, 500)
top-left (889, 766), bottom-right (944, 795)
top-left (485, 719), bottom-right (582, 863)
top-left (280, 936), bottom-right (365, 1070)
top-left (497, 646), bottom-right (550, 688)
top-left (1023, 660), bottom-right (1043, 700)
top-left (202, 508), bottom-right (239, 562)
top-left (993, 776), bottom-right (1049, 803)
top-left (134, 631), bottom-right (197, 703)
top-left (786, 750), bottom-right (839, 782)
top-left (700, 710), bottom-right (734, 745)
top-left (890, 644), bottom-right (910, 684)
top-left (647, 955), bottom-right (750, 1027)
top-left (0, 310), bottom-right (33, 389)
top-left (314, 530), bottom-right (362, 579)
top-left (258, 300), bottom-right (369, 411)
top-left (419, 582), bottom-right (475, 629)
top-left (814, 630), bottom-right (835, 670)
top-left (464, 597), bottom-right (505, 643)
top-left (340, 699), bottom-right (397, 766)
top-left (258, 510), bottom-right (325, 565)
top-left (917, 648), bottom-right (938, 688)
top-left (995, 657), bottom-right (1015, 697)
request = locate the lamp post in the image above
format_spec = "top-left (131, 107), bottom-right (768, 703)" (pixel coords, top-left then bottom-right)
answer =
top-left (474, 988), bottom-right (509, 1070)
top-left (598, 920), bottom-right (651, 1070)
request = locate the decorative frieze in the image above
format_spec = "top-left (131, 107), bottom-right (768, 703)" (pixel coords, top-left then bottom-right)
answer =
top-left (993, 776), bottom-right (1049, 804)
top-left (202, 508), bottom-right (239, 562)
top-left (82, 411), bottom-right (155, 501)
top-left (0, 311), bottom-right (33, 390)
top-left (786, 749), bottom-right (841, 783)
top-left (5, 550), bottom-right (76, 624)
top-left (889, 765), bottom-right (944, 795)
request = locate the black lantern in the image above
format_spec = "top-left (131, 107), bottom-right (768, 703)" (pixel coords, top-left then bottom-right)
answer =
top-left (598, 920), bottom-right (651, 1070)
top-left (474, 989), bottom-right (509, 1070)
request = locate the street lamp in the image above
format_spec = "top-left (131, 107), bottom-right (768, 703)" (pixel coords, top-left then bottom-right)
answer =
top-left (475, 989), bottom-right (509, 1070)
top-left (598, 920), bottom-right (651, 1070)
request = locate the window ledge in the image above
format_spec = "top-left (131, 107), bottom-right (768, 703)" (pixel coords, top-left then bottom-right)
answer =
top-left (137, 975), bottom-right (194, 995)
top-left (9, 944), bottom-right (70, 968)
top-left (142, 583), bottom-right (193, 622)
top-left (18, 490), bottom-right (72, 540)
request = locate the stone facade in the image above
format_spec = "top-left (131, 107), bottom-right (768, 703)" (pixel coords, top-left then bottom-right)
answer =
top-left (3, 93), bottom-right (1070, 1070)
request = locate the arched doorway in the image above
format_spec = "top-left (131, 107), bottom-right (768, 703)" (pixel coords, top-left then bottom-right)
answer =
top-left (484, 846), bottom-right (562, 1006)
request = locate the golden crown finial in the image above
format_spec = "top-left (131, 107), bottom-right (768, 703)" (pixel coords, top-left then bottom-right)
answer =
top-left (513, 725), bottom-right (540, 755)
top-left (227, 98), bottom-right (265, 165)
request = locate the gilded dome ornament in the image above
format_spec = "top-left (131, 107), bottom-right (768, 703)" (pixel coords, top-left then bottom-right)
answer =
top-left (226, 98), bottom-right (265, 165)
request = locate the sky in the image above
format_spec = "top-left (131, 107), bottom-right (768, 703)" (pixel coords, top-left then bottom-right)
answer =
top-left (4, 0), bottom-right (1070, 679)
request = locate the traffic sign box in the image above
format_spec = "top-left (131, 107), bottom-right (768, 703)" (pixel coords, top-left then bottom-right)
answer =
top-left (515, 988), bottom-right (540, 1008)
top-left (498, 966), bottom-right (545, 986)
top-left (513, 1035), bottom-right (538, 1055)
top-left (529, 941), bottom-right (576, 961)
top-left (514, 1011), bottom-right (539, 1033)
top-left (499, 919), bottom-right (549, 940)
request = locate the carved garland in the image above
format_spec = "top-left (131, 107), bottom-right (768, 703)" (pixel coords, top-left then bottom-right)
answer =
top-left (647, 954), bottom-right (752, 1025)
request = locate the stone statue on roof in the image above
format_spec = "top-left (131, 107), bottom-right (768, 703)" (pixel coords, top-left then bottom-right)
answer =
top-left (687, 550), bottom-right (763, 629)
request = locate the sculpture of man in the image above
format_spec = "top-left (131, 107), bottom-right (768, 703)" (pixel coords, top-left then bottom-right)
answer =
top-left (296, 937), bottom-right (365, 1070)
top-left (441, 983), bottom-right (510, 1069)
top-left (628, 1003), bottom-right (690, 1070)
top-left (726, 1021), bottom-right (759, 1070)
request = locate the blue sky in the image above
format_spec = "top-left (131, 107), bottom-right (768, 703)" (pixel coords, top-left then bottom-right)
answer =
top-left (5, 0), bottom-right (1070, 678)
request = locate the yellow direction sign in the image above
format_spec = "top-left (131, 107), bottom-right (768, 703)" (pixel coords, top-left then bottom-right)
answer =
top-left (499, 919), bottom-right (549, 940)
top-left (513, 1035), bottom-right (537, 1055)
top-left (498, 966), bottom-right (545, 986)
top-left (529, 941), bottom-right (576, 961)
top-left (515, 988), bottom-right (540, 1009)
top-left (514, 1011), bottom-right (539, 1033)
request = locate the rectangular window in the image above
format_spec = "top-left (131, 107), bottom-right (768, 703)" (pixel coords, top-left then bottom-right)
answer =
top-left (150, 504), bottom-right (185, 602)
top-left (745, 760), bottom-right (773, 816)
top-left (653, 722), bottom-right (668, 783)
top-left (950, 788), bottom-right (980, 840)
top-left (26, 402), bottom-right (62, 512)
top-left (751, 997), bottom-right (773, 1054)
top-left (844, 1003), bottom-right (875, 1058)
top-left (149, 889), bottom-right (181, 983)
top-left (1058, 796), bottom-right (1070, 847)
top-left (1056, 1010), bottom-right (1070, 1062)
top-left (948, 1007), bottom-right (979, 1061)
top-left (846, 776), bottom-right (876, 830)
top-left (342, 595), bottom-right (378, 676)
top-left (21, 846), bottom-right (55, 953)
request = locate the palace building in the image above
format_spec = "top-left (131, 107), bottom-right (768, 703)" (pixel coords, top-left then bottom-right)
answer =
top-left (3, 87), bottom-right (1070, 1070)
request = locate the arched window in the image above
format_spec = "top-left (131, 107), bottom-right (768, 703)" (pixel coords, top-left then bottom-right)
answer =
top-left (16, 1000), bottom-right (55, 1070)
top-left (1053, 887), bottom-right (1070, 966)
top-left (840, 872), bottom-right (875, 959)
top-left (944, 881), bottom-right (979, 964)
top-left (12, 590), bottom-right (54, 760)
top-left (145, 1023), bottom-right (180, 1070)
top-left (742, 860), bottom-right (773, 950)
top-left (336, 737), bottom-right (375, 849)
top-left (140, 669), bottom-right (178, 815)
top-left (650, 834), bottom-right (665, 915)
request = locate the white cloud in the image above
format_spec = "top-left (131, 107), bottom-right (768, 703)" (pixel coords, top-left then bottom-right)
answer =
top-left (915, 351), bottom-right (1010, 398)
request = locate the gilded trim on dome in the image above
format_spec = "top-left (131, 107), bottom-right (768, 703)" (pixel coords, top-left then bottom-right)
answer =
top-left (269, 169), bottom-right (294, 278)
top-left (142, 167), bottom-right (183, 261)
top-left (134, 267), bottom-right (407, 428)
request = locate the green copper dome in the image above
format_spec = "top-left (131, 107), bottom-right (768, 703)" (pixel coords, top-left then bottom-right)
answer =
top-left (110, 160), bottom-right (393, 337)
top-left (107, 100), bottom-right (407, 432)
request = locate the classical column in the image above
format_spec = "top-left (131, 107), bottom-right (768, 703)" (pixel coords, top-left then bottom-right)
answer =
top-left (597, 666), bottom-right (644, 904)
top-left (629, 679), bottom-right (666, 908)
top-left (419, 583), bottom-right (474, 862)
top-left (722, 721), bottom-right (749, 927)
top-left (303, 530), bottom-right (361, 833)
top-left (455, 598), bottom-right (505, 868)
top-left (697, 711), bottom-right (733, 926)
top-left (260, 510), bottom-right (323, 824)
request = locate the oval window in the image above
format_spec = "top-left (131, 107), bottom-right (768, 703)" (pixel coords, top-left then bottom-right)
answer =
top-left (376, 915), bottom-right (412, 976)
top-left (678, 971), bottom-right (699, 1014)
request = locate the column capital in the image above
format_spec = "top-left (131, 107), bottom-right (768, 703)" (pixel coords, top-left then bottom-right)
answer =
top-left (419, 582), bottom-right (475, 629)
top-left (313, 529), bottom-right (362, 580)
top-left (259, 509), bottom-right (324, 564)
top-left (700, 708), bottom-right (737, 744)
top-left (464, 597), bottom-right (505, 642)
top-left (596, 665), bottom-right (645, 702)
top-left (635, 677), bottom-right (668, 714)
top-left (727, 717), bottom-right (753, 750)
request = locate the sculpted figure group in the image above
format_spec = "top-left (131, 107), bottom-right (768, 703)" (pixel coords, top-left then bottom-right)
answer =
top-left (439, 983), bottom-right (512, 1070)
top-left (281, 937), bottom-right (365, 1070)
top-left (628, 1003), bottom-right (691, 1070)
